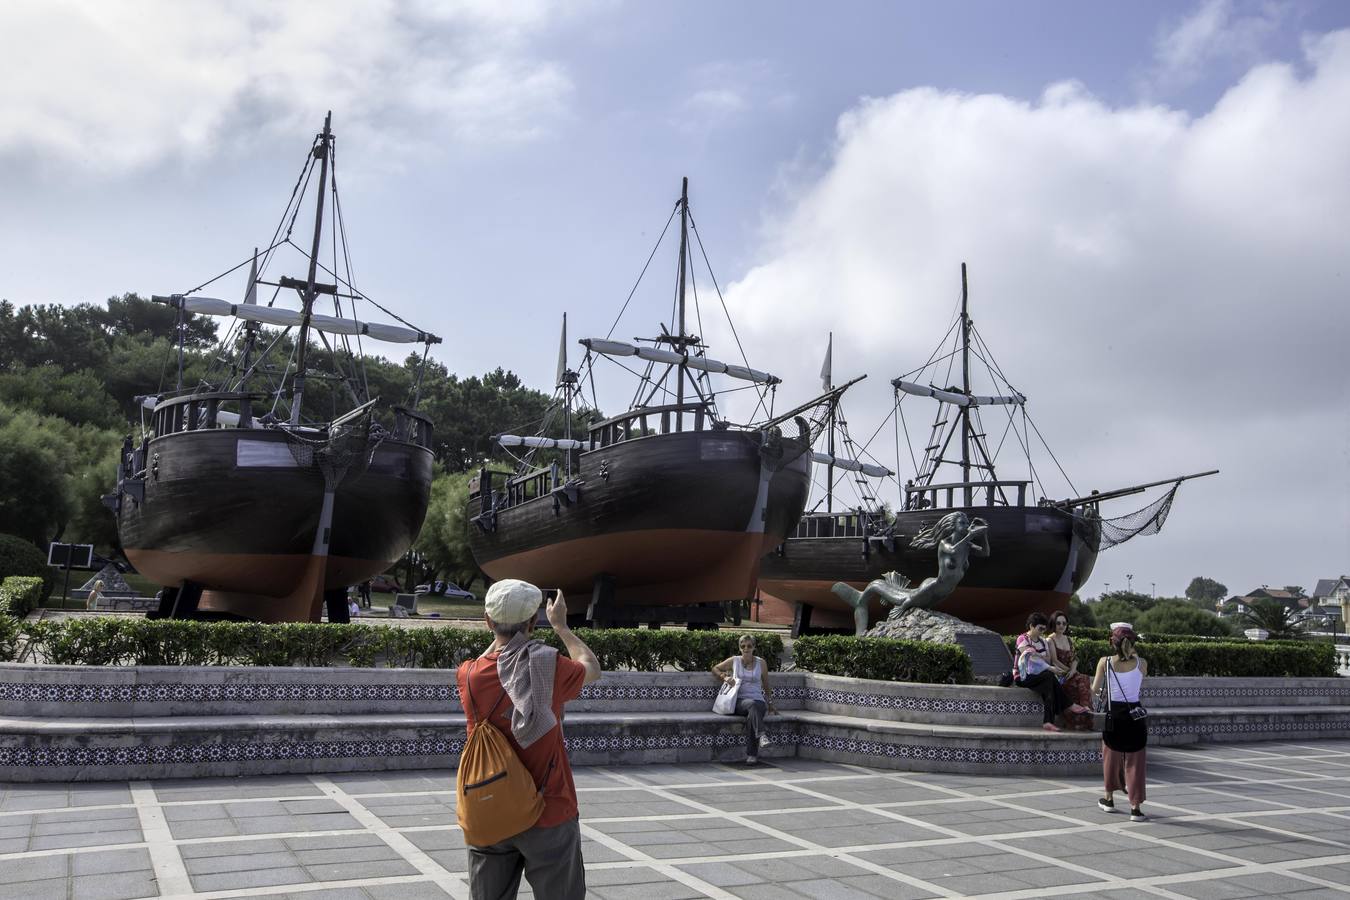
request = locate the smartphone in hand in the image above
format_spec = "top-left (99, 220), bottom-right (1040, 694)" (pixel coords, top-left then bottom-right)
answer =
top-left (537, 588), bottom-right (561, 628)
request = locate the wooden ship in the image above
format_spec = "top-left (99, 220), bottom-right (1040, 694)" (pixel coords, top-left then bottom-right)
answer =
top-left (758, 265), bottom-right (1215, 635)
top-left (105, 115), bottom-right (439, 623)
top-left (466, 179), bottom-right (815, 627)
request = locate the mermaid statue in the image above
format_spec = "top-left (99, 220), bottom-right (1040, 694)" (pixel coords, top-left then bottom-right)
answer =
top-left (831, 512), bottom-right (990, 636)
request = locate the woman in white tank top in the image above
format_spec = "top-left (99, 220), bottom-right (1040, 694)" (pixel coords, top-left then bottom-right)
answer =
top-left (712, 635), bottom-right (777, 765)
top-left (1091, 624), bottom-right (1149, 821)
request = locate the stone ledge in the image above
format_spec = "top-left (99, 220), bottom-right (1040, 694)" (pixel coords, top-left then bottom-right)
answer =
top-left (0, 709), bottom-right (1098, 781)
top-left (1, 666), bottom-right (1347, 782)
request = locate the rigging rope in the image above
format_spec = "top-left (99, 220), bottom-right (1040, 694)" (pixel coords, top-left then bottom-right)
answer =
top-left (605, 204), bottom-right (678, 340)
top-left (687, 210), bottom-right (772, 421)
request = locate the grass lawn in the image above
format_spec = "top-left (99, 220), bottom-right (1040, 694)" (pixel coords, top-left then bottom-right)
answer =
top-left (364, 592), bottom-right (483, 619)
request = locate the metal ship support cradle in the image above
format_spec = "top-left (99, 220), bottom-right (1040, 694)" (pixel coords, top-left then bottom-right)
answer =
top-left (105, 114), bottom-right (440, 623)
top-left (466, 178), bottom-right (815, 628)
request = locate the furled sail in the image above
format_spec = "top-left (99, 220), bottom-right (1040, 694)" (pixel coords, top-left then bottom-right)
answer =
top-left (496, 435), bottom-right (591, 451)
top-left (892, 379), bottom-right (1025, 408)
top-left (810, 451), bottom-right (891, 478)
top-left (579, 337), bottom-right (778, 385)
top-left (153, 295), bottom-right (439, 344)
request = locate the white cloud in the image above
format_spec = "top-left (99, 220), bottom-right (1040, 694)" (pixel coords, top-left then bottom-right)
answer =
top-left (677, 59), bottom-right (795, 132)
top-left (711, 30), bottom-right (1350, 595)
top-left (0, 0), bottom-right (578, 173)
top-left (1146, 0), bottom-right (1290, 93)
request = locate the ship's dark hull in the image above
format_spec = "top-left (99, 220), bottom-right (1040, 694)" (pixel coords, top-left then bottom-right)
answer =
top-left (118, 429), bottom-right (433, 622)
top-left (469, 430), bottom-right (811, 609)
top-left (757, 505), bottom-right (1098, 635)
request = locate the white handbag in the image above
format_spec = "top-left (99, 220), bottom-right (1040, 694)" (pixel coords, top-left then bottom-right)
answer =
top-left (712, 678), bottom-right (739, 715)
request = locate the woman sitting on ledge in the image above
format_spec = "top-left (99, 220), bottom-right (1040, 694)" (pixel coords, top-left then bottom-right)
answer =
top-left (712, 635), bottom-right (777, 765)
top-left (1048, 610), bottom-right (1094, 730)
top-left (1014, 612), bottom-right (1088, 732)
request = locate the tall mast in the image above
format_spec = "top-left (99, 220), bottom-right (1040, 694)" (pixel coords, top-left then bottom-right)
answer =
top-left (960, 262), bottom-right (972, 506)
top-left (675, 177), bottom-right (689, 409)
top-left (290, 111), bottom-right (333, 425)
top-left (826, 333), bottom-right (835, 513)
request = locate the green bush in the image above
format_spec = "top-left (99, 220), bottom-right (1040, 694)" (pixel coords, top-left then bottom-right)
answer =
top-left (793, 635), bottom-right (973, 684)
top-left (0, 612), bottom-right (21, 661)
top-left (0, 534), bottom-right (52, 604)
top-left (1067, 638), bottom-right (1337, 678)
top-left (11, 619), bottom-right (784, 671)
top-left (0, 575), bottom-right (44, 618)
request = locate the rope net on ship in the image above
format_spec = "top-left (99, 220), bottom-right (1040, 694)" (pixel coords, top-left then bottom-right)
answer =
top-left (1072, 480), bottom-right (1181, 553)
top-left (281, 413), bottom-right (384, 490)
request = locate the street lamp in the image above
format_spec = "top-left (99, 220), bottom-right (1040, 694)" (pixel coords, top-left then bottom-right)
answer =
top-left (1151, 583), bottom-right (1156, 600)
top-left (1126, 574), bottom-right (1134, 593)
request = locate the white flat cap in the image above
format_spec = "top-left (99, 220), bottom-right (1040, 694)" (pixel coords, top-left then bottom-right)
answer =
top-left (484, 579), bottom-right (543, 625)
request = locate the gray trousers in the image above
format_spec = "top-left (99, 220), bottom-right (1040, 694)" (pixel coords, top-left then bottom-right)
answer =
top-left (737, 698), bottom-right (766, 756)
top-left (467, 815), bottom-right (584, 900)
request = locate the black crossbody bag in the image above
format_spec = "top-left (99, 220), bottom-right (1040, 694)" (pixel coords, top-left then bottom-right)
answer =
top-left (1110, 665), bottom-right (1148, 722)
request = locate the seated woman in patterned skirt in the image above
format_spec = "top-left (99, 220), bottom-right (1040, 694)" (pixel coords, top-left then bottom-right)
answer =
top-left (1047, 610), bottom-right (1094, 730)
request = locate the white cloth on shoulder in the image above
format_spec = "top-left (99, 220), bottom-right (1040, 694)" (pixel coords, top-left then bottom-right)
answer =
top-left (494, 631), bottom-right (559, 749)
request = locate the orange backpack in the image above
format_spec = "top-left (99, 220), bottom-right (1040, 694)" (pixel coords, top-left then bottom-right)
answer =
top-left (456, 667), bottom-right (545, 846)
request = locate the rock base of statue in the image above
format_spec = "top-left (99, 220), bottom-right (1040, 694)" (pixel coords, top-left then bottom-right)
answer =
top-left (866, 609), bottom-right (1013, 682)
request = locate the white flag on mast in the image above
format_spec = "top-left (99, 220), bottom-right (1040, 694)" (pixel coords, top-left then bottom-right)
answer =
top-left (243, 250), bottom-right (258, 305)
top-left (556, 313), bottom-right (568, 386)
top-left (820, 332), bottom-right (833, 392)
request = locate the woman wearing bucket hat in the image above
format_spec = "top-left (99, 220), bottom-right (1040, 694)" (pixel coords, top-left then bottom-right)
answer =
top-left (1092, 623), bottom-right (1149, 821)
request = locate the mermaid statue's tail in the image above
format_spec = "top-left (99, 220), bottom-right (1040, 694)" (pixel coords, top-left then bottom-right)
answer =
top-left (830, 583), bottom-right (871, 637)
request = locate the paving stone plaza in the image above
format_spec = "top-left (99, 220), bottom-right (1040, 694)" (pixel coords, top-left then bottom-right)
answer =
top-left (1, 740), bottom-right (1349, 899)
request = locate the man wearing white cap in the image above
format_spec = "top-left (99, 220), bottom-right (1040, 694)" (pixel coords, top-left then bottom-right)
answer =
top-left (456, 579), bottom-right (601, 900)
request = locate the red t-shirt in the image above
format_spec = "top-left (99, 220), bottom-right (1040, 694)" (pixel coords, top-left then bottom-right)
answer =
top-left (456, 652), bottom-right (587, 828)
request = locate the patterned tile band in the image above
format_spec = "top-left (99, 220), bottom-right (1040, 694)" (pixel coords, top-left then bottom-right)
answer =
top-left (0, 680), bottom-right (1039, 716)
top-left (1143, 685), bottom-right (1350, 700)
top-left (795, 732), bottom-right (1104, 766)
top-left (0, 681), bottom-right (778, 705)
top-left (0, 728), bottom-right (1072, 769)
top-left (1150, 719), bottom-right (1350, 737)
top-left (3, 717), bottom-right (1347, 769)
top-left (0, 682), bottom-right (456, 704)
top-left (803, 688), bottom-right (1042, 717)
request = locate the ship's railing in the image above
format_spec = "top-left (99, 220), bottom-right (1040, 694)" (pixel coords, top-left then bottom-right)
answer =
top-left (392, 407), bottom-right (434, 450)
top-left (904, 479), bottom-right (1030, 510)
top-left (469, 461), bottom-right (573, 527)
top-left (588, 402), bottom-right (717, 449)
top-left (502, 463), bottom-right (560, 507)
top-left (792, 510), bottom-right (883, 540)
top-left (150, 391), bottom-right (268, 436)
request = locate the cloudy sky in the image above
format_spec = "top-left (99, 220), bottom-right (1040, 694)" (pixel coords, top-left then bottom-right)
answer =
top-left (2, 0), bottom-right (1346, 600)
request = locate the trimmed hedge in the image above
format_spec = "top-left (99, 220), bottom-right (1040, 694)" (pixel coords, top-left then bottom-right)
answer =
top-left (793, 635), bottom-right (973, 684)
top-left (0, 575), bottom-right (43, 619)
top-left (1061, 626), bottom-right (1311, 647)
top-left (0, 535), bottom-right (52, 603)
top-left (1009, 636), bottom-right (1338, 678)
top-left (14, 618), bottom-right (784, 672)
